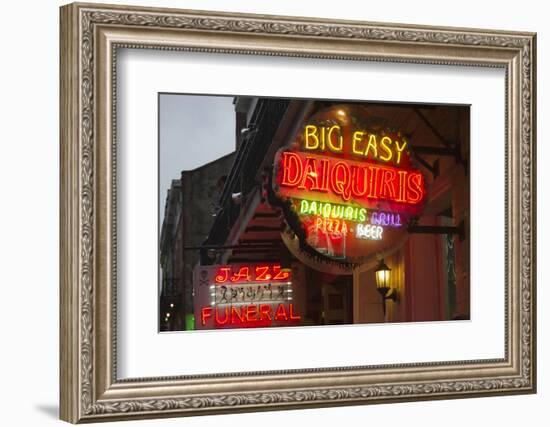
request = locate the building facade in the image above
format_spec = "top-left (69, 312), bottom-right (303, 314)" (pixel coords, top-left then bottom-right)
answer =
top-left (161, 96), bottom-right (470, 331)
top-left (159, 153), bottom-right (235, 331)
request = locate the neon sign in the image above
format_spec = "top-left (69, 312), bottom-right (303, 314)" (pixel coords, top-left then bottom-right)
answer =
top-left (279, 150), bottom-right (425, 207)
top-left (355, 224), bottom-right (384, 240)
top-left (371, 211), bottom-right (403, 227)
top-left (193, 263), bottom-right (300, 330)
top-left (272, 104), bottom-right (427, 263)
top-left (298, 199), bottom-right (367, 222)
top-left (302, 124), bottom-right (409, 165)
top-left (214, 264), bottom-right (290, 284)
top-left (200, 303), bottom-right (300, 327)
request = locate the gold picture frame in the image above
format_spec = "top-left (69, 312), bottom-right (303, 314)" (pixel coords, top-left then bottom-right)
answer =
top-left (60, 2), bottom-right (536, 423)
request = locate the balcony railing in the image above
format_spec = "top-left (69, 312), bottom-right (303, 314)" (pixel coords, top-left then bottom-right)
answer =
top-left (202, 98), bottom-right (290, 259)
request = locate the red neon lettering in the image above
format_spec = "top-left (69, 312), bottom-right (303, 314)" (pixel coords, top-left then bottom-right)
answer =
top-left (272, 265), bottom-right (290, 281)
top-left (298, 156), bottom-right (321, 190)
top-left (215, 306), bottom-right (229, 325)
top-left (289, 303), bottom-right (301, 321)
top-left (259, 304), bottom-right (272, 321)
top-left (319, 158), bottom-right (330, 191)
top-left (380, 168), bottom-right (397, 199)
top-left (201, 306), bottom-right (213, 326)
top-left (367, 165), bottom-right (380, 198)
top-left (203, 302), bottom-right (300, 328)
top-left (281, 151), bottom-right (303, 186)
top-left (397, 170), bottom-right (407, 202)
top-left (203, 304), bottom-right (299, 328)
top-left (214, 264), bottom-right (292, 285)
top-left (245, 305), bottom-right (258, 322)
top-left (231, 306), bottom-right (244, 323)
top-left (277, 151), bottom-right (426, 208)
top-left (351, 166), bottom-right (368, 197)
top-left (330, 161), bottom-right (352, 201)
top-left (275, 304), bottom-right (289, 321)
top-left (214, 267), bottom-right (230, 283)
top-left (406, 173), bottom-right (425, 204)
top-left (255, 265), bottom-right (271, 281)
top-left (231, 267), bottom-right (250, 282)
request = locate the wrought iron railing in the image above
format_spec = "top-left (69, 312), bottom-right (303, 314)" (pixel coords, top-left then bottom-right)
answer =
top-left (202, 98), bottom-right (290, 260)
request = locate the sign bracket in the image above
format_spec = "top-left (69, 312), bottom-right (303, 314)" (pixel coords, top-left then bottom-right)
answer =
top-left (408, 220), bottom-right (465, 241)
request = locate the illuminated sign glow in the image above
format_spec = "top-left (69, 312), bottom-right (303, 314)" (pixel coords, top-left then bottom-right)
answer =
top-left (299, 199), bottom-right (367, 222)
top-left (356, 224), bottom-right (384, 240)
top-left (193, 263), bottom-right (300, 329)
top-left (296, 199), bottom-right (403, 228)
top-left (214, 264), bottom-right (290, 284)
top-left (272, 104), bottom-right (427, 262)
top-left (371, 211), bottom-right (403, 227)
top-left (212, 282), bottom-right (291, 305)
top-left (200, 303), bottom-right (300, 327)
top-left (279, 150), bottom-right (425, 208)
top-left (302, 124), bottom-right (409, 165)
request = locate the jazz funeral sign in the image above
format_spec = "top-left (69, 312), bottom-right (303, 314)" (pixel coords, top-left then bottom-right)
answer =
top-left (193, 263), bottom-right (300, 330)
top-left (273, 104), bottom-right (427, 262)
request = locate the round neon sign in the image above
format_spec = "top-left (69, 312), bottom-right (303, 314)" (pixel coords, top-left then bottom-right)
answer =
top-left (272, 104), bottom-right (427, 265)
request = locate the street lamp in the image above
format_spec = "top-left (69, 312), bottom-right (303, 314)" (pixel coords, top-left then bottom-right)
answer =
top-left (375, 259), bottom-right (397, 316)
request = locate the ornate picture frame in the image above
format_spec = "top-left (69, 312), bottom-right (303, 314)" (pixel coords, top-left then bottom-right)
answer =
top-left (60, 2), bottom-right (536, 423)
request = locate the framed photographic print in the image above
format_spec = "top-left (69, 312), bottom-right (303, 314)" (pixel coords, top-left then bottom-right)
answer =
top-left (59, 2), bottom-right (536, 423)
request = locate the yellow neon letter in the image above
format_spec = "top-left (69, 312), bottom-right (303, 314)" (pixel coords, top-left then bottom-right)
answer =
top-left (304, 125), bottom-right (319, 150)
top-left (327, 125), bottom-right (343, 152)
top-left (364, 134), bottom-right (378, 159)
top-left (394, 139), bottom-right (408, 165)
top-left (379, 136), bottom-right (393, 162)
top-left (352, 131), bottom-right (364, 156)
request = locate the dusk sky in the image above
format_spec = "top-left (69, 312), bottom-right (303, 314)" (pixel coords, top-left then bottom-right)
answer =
top-left (159, 94), bottom-right (236, 226)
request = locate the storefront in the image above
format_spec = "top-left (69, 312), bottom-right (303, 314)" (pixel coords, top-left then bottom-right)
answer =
top-left (164, 96), bottom-right (470, 331)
